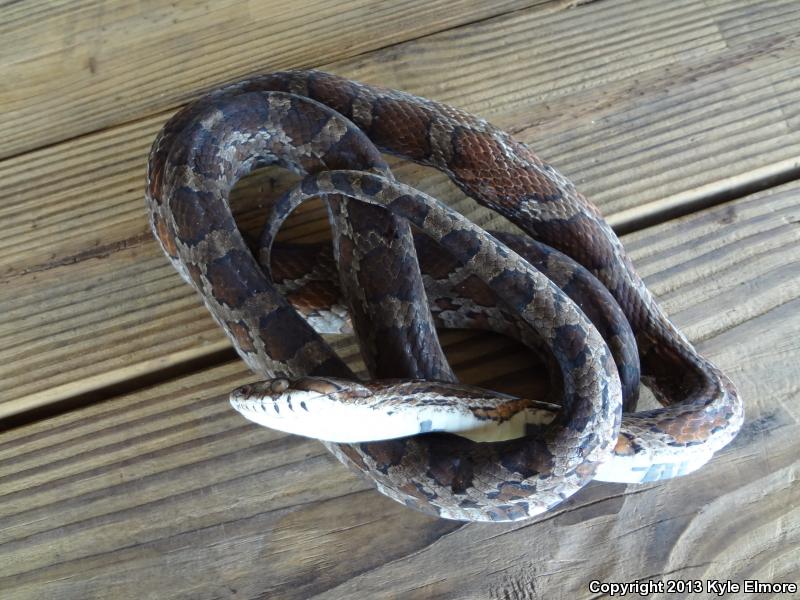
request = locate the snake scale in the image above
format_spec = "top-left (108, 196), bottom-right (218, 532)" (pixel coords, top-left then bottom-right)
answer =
top-left (146, 70), bottom-right (743, 522)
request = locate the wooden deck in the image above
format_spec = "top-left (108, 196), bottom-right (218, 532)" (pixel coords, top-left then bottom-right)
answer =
top-left (1, 1), bottom-right (798, 598)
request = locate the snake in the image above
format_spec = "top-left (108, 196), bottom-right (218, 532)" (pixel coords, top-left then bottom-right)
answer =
top-left (145, 70), bottom-right (743, 522)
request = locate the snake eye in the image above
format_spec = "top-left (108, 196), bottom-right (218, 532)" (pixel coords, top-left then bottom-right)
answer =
top-left (270, 378), bottom-right (290, 393)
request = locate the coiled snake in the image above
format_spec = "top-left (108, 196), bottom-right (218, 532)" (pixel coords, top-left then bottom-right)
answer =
top-left (146, 71), bottom-right (743, 522)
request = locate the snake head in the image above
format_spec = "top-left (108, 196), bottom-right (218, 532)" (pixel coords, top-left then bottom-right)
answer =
top-left (231, 376), bottom-right (355, 403)
top-left (229, 376), bottom-right (371, 421)
top-left (228, 376), bottom-right (385, 442)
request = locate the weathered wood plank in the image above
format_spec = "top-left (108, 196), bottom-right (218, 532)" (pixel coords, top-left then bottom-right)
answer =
top-left (333, 0), bottom-right (800, 226)
top-left (0, 183), bottom-right (797, 598)
top-left (1, 0), bottom-right (799, 415)
top-left (4, 0), bottom-right (799, 276)
top-left (0, 0), bottom-right (547, 159)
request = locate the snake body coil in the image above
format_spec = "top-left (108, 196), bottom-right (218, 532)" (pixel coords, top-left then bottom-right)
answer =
top-left (146, 71), bottom-right (743, 522)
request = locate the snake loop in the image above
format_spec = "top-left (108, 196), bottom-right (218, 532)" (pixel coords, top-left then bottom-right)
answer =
top-left (146, 71), bottom-right (743, 521)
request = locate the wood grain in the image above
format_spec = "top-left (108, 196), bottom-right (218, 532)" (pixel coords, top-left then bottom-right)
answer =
top-left (1, 183), bottom-right (797, 599)
top-left (2, 0), bottom-right (799, 415)
top-left (5, 0), bottom-right (800, 275)
top-left (0, 0), bottom-right (548, 159)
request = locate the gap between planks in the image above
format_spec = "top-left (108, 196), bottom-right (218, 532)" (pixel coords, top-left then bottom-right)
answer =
top-left (2, 0), bottom-right (799, 422)
top-left (4, 175), bottom-right (797, 431)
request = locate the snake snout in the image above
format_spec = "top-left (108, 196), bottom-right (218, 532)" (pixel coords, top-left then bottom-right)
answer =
top-left (230, 384), bottom-right (251, 400)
